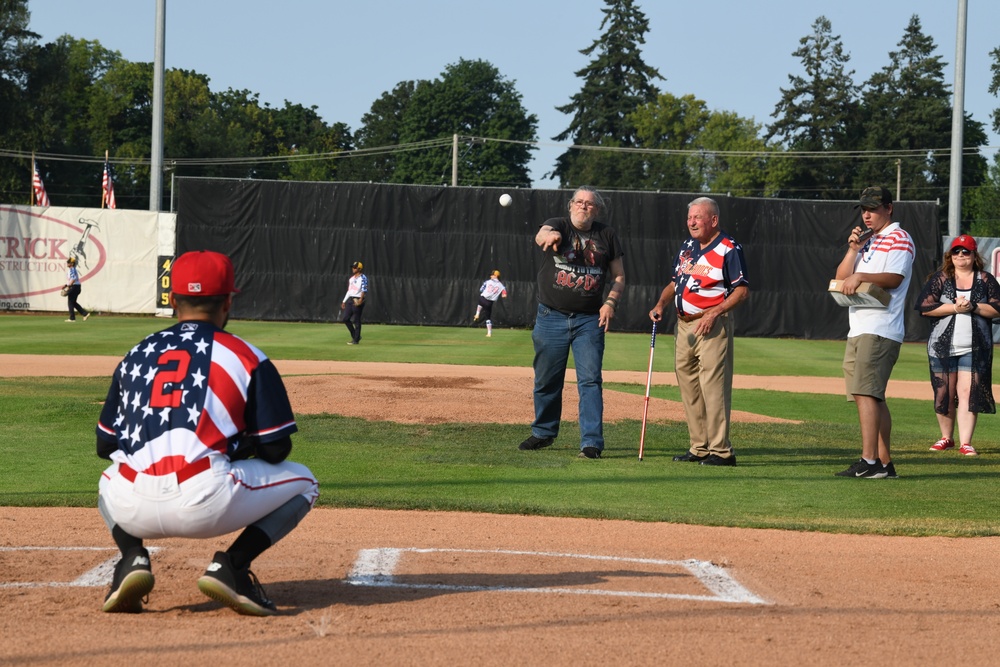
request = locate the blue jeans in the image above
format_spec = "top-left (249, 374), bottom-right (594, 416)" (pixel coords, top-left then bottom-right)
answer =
top-left (531, 303), bottom-right (605, 450)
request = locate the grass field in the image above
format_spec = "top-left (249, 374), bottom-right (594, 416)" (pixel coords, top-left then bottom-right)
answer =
top-left (2, 314), bottom-right (998, 537)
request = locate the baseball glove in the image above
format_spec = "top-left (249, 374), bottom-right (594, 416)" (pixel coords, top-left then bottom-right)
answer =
top-left (60, 286), bottom-right (70, 297)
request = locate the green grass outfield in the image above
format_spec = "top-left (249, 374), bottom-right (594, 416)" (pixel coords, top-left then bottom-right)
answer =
top-left (3, 314), bottom-right (999, 537)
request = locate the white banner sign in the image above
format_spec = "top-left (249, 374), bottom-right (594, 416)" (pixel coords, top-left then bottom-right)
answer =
top-left (0, 205), bottom-right (176, 314)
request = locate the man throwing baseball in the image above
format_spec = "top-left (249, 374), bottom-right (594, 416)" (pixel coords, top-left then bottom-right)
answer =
top-left (473, 270), bottom-right (507, 337)
top-left (95, 250), bottom-right (319, 616)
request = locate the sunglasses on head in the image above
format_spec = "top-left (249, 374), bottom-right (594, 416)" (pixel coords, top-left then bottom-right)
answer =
top-left (952, 248), bottom-right (972, 256)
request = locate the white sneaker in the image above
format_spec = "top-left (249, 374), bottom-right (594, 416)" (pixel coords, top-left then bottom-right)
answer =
top-left (65, 319), bottom-right (75, 323)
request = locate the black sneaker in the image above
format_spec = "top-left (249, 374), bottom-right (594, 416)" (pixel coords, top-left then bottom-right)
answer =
top-left (699, 454), bottom-right (736, 466)
top-left (518, 435), bottom-right (554, 451)
top-left (835, 459), bottom-right (887, 478)
top-left (672, 451), bottom-right (709, 462)
top-left (884, 462), bottom-right (898, 479)
top-left (577, 446), bottom-right (601, 459)
top-left (197, 551), bottom-right (277, 616)
top-left (102, 547), bottom-right (154, 613)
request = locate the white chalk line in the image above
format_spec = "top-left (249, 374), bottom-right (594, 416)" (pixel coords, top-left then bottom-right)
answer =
top-left (0, 546), bottom-right (159, 589)
top-left (346, 548), bottom-right (769, 605)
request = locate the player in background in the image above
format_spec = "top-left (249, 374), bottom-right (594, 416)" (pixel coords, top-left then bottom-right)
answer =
top-left (95, 250), bottom-right (319, 616)
top-left (474, 270), bottom-right (508, 337)
top-left (341, 260), bottom-right (368, 345)
top-left (63, 256), bottom-right (91, 322)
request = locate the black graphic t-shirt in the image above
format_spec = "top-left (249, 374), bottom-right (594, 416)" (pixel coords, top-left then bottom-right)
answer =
top-left (535, 217), bottom-right (624, 314)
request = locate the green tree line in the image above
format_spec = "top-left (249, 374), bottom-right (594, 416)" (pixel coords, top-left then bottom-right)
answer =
top-left (3, 0), bottom-right (1000, 232)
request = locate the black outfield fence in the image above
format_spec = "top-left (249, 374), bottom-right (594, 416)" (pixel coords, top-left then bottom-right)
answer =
top-left (176, 178), bottom-right (939, 341)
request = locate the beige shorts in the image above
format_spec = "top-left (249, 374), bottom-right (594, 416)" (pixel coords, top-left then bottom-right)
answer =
top-left (843, 334), bottom-right (900, 401)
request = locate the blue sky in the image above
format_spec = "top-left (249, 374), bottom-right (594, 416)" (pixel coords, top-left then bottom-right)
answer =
top-left (26, 0), bottom-right (1000, 189)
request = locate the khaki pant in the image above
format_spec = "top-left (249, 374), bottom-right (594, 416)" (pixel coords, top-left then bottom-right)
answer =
top-left (675, 314), bottom-right (734, 457)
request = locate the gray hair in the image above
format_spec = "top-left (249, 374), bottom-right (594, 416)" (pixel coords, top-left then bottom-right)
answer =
top-left (688, 196), bottom-right (719, 217)
top-left (567, 185), bottom-right (607, 218)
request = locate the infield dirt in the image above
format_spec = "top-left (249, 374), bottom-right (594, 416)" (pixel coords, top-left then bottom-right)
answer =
top-left (2, 356), bottom-right (993, 667)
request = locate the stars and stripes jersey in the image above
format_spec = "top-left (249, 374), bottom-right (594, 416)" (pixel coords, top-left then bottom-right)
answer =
top-left (479, 278), bottom-right (507, 302)
top-left (96, 320), bottom-right (297, 474)
top-left (672, 231), bottom-right (749, 316)
top-left (343, 273), bottom-right (368, 302)
top-left (847, 222), bottom-right (914, 342)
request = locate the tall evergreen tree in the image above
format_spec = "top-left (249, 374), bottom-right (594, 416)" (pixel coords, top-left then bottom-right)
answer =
top-left (991, 45), bottom-right (1000, 135)
top-left (965, 45), bottom-right (1000, 234)
top-left (767, 16), bottom-right (861, 199)
top-left (858, 15), bottom-right (986, 210)
top-left (551, 0), bottom-right (662, 189)
top-left (0, 0), bottom-right (37, 200)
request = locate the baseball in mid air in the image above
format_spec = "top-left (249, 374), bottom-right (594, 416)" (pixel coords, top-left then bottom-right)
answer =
top-left (499, 193), bottom-right (513, 207)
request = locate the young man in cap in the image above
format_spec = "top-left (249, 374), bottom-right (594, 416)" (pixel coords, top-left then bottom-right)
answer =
top-left (95, 250), bottom-right (318, 616)
top-left (473, 269), bottom-right (508, 337)
top-left (833, 187), bottom-right (915, 478)
top-left (341, 260), bottom-right (368, 345)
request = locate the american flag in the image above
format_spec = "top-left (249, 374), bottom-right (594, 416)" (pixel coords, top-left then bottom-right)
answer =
top-left (32, 160), bottom-right (50, 206)
top-left (96, 321), bottom-right (297, 474)
top-left (102, 158), bottom-right (117, 209)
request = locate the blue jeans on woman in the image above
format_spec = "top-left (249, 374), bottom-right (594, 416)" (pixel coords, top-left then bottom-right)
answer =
top-left (530, 303), bottom-right (606, 451)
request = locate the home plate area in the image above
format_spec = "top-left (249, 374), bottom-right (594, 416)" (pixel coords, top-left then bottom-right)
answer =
top-left (346, 547), bottom-right (769, 605)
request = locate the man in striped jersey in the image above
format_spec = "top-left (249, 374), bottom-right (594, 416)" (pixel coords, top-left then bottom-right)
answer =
top-left (833, 186), bottom-right (914, 479)
top-left (95, 251), bottom-right (318, 616)
top-left (650, 197), bottom-right (749, 467)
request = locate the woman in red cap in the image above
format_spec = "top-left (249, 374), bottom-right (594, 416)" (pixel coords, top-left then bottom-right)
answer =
top-left (915, 235), bottom-right (1000, 456)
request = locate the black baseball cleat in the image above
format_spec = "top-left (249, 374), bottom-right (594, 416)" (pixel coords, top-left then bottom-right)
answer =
top-left (518, 435), bottom-right (554, 451)
top-left (672, 451), bottom-right (709, 462)
top-left (197, 551), bottom-right (277, 616)
top-left (102, 547), bottom-right (154, 613)
top-left (699, 454), bottom-right (737, 466)
top-left (577, 446), bottom-right (602, 459)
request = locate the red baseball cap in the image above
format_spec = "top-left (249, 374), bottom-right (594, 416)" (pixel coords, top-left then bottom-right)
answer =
top-left (171, 250), bottom-right (237, 296)
top-left (950, 235), bottom-right (978, 253)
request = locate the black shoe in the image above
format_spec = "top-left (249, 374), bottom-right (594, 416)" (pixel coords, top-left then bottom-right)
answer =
top-left (835, 459), bottom-right (887, 478)
top-left (197, 551), bottom-right (277, 616)
top-left (102, 547), bottom-right (154, 613)
top-left (577, 446), bottom-right (602, 459)
top-left (884, 462), bottom-right (898, 479)
top-left (699, 454), bottom-right (736, 466)
top-left (518, 435), bottom-right (554, 451)
top-left (672, 451), bottom-right (709, 462)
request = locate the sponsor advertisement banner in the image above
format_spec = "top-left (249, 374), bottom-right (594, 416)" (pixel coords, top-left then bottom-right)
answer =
top-left (0, 206), bottom-right (175, 314)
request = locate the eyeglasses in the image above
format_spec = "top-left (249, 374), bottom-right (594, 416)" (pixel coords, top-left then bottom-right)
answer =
top-left (571, 199), bottom-right (597, 209)
top-left (951, 248), bottom-right (972, 256)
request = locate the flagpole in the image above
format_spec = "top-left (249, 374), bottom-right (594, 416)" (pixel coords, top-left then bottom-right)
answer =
top-left (101, 150), bottom-right (108, 209)
top-left (30, 153), bottom-right (35, 206)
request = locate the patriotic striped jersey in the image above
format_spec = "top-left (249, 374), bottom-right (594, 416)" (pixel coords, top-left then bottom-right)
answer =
top-left (848, 222), bottom-right (914, 342)
top-left (672, 232), bottom-right (749, 316)
top-left (96, 321), bottom-right (297, 474)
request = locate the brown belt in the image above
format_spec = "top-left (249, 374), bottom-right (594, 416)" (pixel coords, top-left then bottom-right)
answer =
top-left (677, 312), bottom-right (705, 323)
top-left (118, 457), bottom-right (212, 484)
